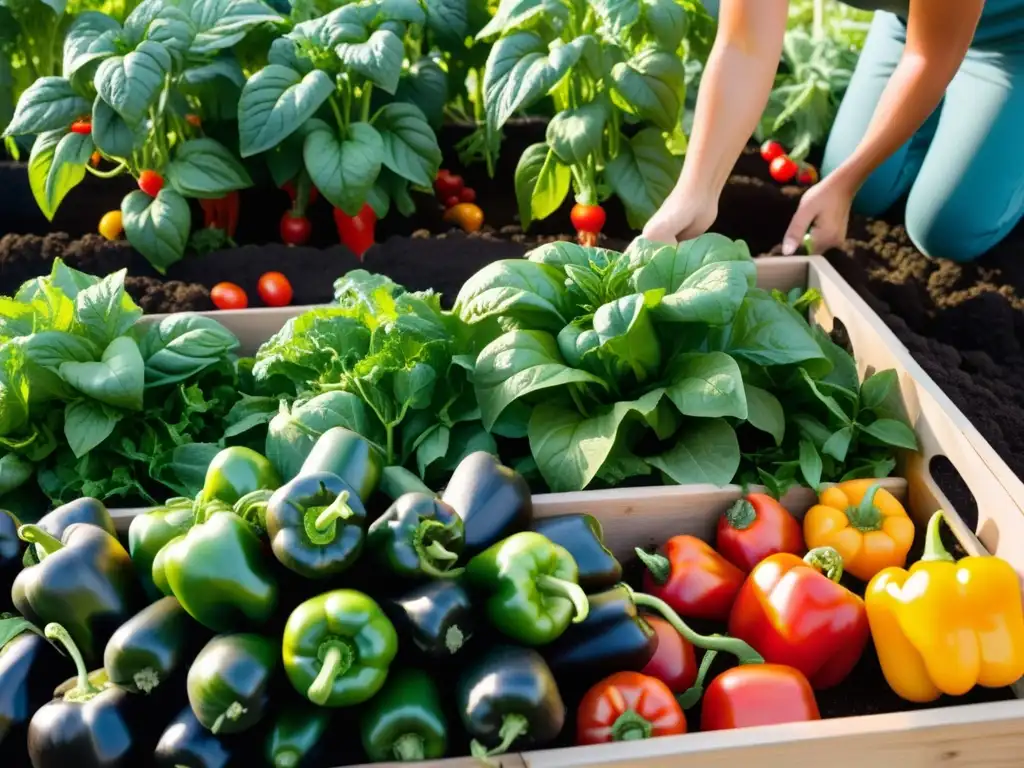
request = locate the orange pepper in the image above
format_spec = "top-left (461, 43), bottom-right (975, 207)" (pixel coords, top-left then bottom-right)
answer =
top-left (803, 480), bottom-right (914, 582)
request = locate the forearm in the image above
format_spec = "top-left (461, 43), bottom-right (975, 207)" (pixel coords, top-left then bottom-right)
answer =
top-left (676, 0), bottom-right (788, 198)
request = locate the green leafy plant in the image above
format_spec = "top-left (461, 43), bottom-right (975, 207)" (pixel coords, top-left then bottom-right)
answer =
top-left (238, 0), bottom-right (446, 226)
top-left (2, 0), bottom-right (281, 269)
top-left (0, 258), bottom-right (242, 505)
top-left (454, 235), bottom-right (913, 493)
top-left (478, 0), bottom-right (713, 230)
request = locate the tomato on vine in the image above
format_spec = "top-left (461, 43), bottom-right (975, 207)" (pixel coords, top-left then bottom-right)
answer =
top-left (769, 155), bottom-right (799, 184)
top-left (760, 140), bottom-right (785, 163)
top-left (797, 163), bottom-right (819, 185)
top-left (70, 120), bottom-right (91, 135)
top-left (280, 212), bottom-right (312, 246)
top-left (185, 114), bottom-right (202, 128)
top-left (443, 202), bottom-right (484, 233)
top-left (211, 282), bottom-right (248, 310)
top-left (571, 203), bottom-right (606, 236)
top-left (98, 211), bottom-right (123, 241)
top-left (138, 170), bottom-right (164, 197)
top-left (459, 187), bottom-right (476, 203)
top-left (258, 272), bottom-right (293, 307)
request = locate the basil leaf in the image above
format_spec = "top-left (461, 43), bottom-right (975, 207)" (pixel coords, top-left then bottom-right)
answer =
top-left (3, 77), bottom-right (90, 137)
top-left (477, 0), bottom-right (567, 40)
top-left (166, 137), bottom-right (253, 198)
top-left (646, 418), bottom-right (740, 486)
top-left (303, 120), bottom-right (383, 216)
top-left (710, 289), bottom-right (828, 367)
top-left (514, 142), bottom-right (548, 231)
top-left (139, 314), bottom-right (239, 387)
top-left (860, 418), bottom-right (918, 451)
top-left (38, 131), bottom-right (94, 222)
top-left (373, 103), bottom-right (441, 188)
top-left (72, 268), bottom-right (142, 347)
top-left (336, 29), bottom-right (405, 95)
top-left (123, 0), bottom-right (166, 45)
top-left (62, 13), bottom-right (121, 78)
top-left (394, 57), bottom-right (447, 130)
top-left (546, 100), bottom-right (608, 166)
top-left (27, 130), bottom-right (64, 221)
top-left (654, 260), bottom-right (755, 325)
top-left (860, 369), bottom-right (897, 411)
top-left (531, 147), bottom-right (570, 222)
top-left (744, 384), bottom-right (785, 445)
top-left (180, 0), bottom-right (283, 55)
top-left (423, 0), bottom-right (468, 47)
top-left (822, 426), bottom-right (854, 462)
top-left (60, 336), bottom-right (145, 413)
top-left (664, 351), bottom-right (747, 419)
top-left (0, 454), bottom-right (33, 496)
top-left (641, 0), bottom-right (688, 51)
top-left (799, 438), bottom-right (823, 489)
top-left (594, 293), bottom-right (663, 384)
top-left (63, 400), bottom-right (122, 457)
top-left (121, 189), bottom-right (191, 274)
top-left (593, 0), bottom-right (641, 41)
top-left (147, 11), bottom-right (198, 66)
top-left (610, 49), bottom-right (686, 132)
top-left (606, 128), bottom-right (680, 228)
top-left (454, 259), bottom-right (570, 330)
top-left (634, 233), bottom-right (754, 293)
top-left (95, 41), bottom-right (173, 125)
top-left (238, 65), bottom-right (334, 157)
top-left (92, 97), bottom-right (143, 159)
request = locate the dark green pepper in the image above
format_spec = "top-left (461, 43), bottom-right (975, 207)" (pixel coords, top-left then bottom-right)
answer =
top-left (200, 447), bottom-right (281, 508)
top-left (13, 523), bottom-right (143, 666)
top-left (1, 509), bottom-right (23, 613)
top-left (542, 585), bottom-right (657, 686)
top-left (441, 451), bottom-right (532, 557)
top-left (186, 633), bottom-right (277, 735)
top-left (265, 471), bottom-right (367, 580)
top-left (385, 580), bottom-right (477, 659)
top-left (155, 706), bottom-right (257, 767)
top-left (128, 498), bottom-right (196, 600)
top-left (23, 497), bottom-right (116, 566)
top-left (299, 427), bottom-right (382, 503)
top-left (530, 514), bottom-right (622, 592)
top-left (104, 596), bottom-right (209, 694)
top-left (264, 701), bottom-right (331, 768)
top-left (282, 589), bottom-right (398, 707)
top-left (456, 645), bottom-right (565, 759)
top-left (163, 513), bottom-right (279, 632)
top-left (465, 531), bottom-right (589, 646)
top-left (360, 668), bottom-right (447, 761)
top-left (366, 492), bottom-right (464, 580)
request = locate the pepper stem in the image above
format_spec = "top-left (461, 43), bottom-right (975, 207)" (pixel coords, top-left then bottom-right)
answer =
top-left (425, 539), bottom-right (458, 562)
top-left (315, 491), bottom-right (353, 530)
top-left (211, 701), bottom-right (247, 734)
top-left (445, 624), bottom-right (465, 654)
top-left (921, 511), bottom-right (955, 563)
top-left (634, 548), bottom-right (670, 584)
top-left (303, 489), bottom-right (355, 546)
top-left (133, 667), bottom-right (160, 694)
top-left (803, 546), bottom-right (844, 582)
top-left (846, 484), bottom-right (883, 531)
top-left (19, 525), bottom-right (63, 556)
top-left (307, 639), bottom-right (354, 706)
top-left (725, 499), bottom-right (757, 530)
top-left (274, 750), bottom-right (300, 768)
top-left (624, 585), bottom-right (764, 665)
top-left (678, 650), bottom-right (719, 709)
top-left (536, 574), bottom-right (590, 624)
top-left (44, 623), bottom-right (100, 701)
top-left (414, 519), bottom-right (464, 578)
top-left (393, 733), bottom-right (426, 762)
top-left (610, 709), bottom-right (653, 741)
top-left (470, 713), bottom-right (529, 760)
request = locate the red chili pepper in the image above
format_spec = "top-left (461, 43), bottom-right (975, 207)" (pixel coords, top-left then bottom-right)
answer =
top-left (728, 547), bottom-right (870, 689)
top-left (138, 170), bottom-right (164, 197)
top-left (70, 120), bottom-right (91, 135)
top-left (636, 536), bottom-right (745, 622)
top-left (760, 140), bottom-right (785, 163)
top-left (333, 203), bottom-right (377, 259)
top-left (716, 493), bottom-right (804, 573)
top-left (434, 169), bottom-right (463, 199)
top-left (640, 616), bottom-right (697, 694)
top-left (280, 211), bottom-right (312, 246)
top-left (576, 672), bottom-right (686, 745)
top-left (700, 662), bottom-right (821, 731)
top-left (769, 155), bottom-right (799, 184)
top-left (797, 163), bottom-right (819, 185)
top-left (89, 152), bottom-right (101, 168)
top-left (199, 192), bottom-right (241, 238)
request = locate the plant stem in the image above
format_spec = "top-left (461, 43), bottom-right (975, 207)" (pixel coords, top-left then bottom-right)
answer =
top-left (361, 83), bottom-right (374, 123)
top-left (86, 162), bottom-right (130, 179)
top-left (329, 95), bottom-right (346, 135)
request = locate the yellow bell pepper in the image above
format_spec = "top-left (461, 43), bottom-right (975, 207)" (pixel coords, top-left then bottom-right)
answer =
top-left (803, 479), bottom-right (915, 581)
top-left (866, 510), bottom-right (1024, 702)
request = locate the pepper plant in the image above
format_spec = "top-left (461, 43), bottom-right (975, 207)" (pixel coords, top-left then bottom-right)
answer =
top-left (478, 0), bottom-right (712, 231)
top-left (238, 0), bottom-right (445, 230)
top-left (2, 0), bottom-right (283, 271)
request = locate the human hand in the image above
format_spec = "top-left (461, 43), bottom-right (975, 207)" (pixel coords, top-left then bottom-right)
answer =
top-left (642, 187), bottom-right (718, 245)
top-left (781, 174), bottom-right (855, 255)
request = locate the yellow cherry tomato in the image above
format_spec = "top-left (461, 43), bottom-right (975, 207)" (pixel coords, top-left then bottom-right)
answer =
top-left (443, 202), bottom-right (484, 233)
top-left (98, 211), bottom-right (123, 241)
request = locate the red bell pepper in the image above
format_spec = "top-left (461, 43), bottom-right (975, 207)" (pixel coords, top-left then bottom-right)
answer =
top-left (697, 655), bottom-right (821, 731)
top-left (728, 547), bottom-right (869, 689)
top-left (640, 616), bottom-right (697, 694)
top-left (716, 492), bottom-right (804, 573)
top-left (334, 203), bottom-right (377, 259)
top-left (576, 672), bottom-right (686, 745)
top-left (635, 536), bottom-right (744, 622)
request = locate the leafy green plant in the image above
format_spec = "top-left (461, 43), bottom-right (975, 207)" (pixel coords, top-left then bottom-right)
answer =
top-left (237, 0), bottom-right (447, 225)
top-left (0, 258), bottom-right (242, 505)
top-left (454, 235), bottom-right (913, 493)
top-left (2, 0), bottom-right (282, 269)
top-left (223, 270), bottom-right (495, 486)
top-left (478, 0), bottom-right (713, 230)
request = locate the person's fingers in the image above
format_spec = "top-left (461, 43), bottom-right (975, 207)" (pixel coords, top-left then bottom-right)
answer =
top-left (642, 216), bottom-right (681, 245)
top-left (781, 197), bottom-right (818, 255)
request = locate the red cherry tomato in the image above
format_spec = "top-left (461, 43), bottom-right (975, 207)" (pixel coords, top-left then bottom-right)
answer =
top-left (70, 120), bottom-right (91, 135)
top-left (760, 140), bottom-right (785, 163)
top-left (185, 113), bottom-right (202, 128)
top-left (138, 170), bottom-right (164, 197)
top-left (257, 272), bottom-right (293, 307)
top-left (444, 195), bottom-right (460, 209)
top-left (434, 169), bottom-right (463, 199)
top-left (640, 616), bottom-right (698, 694)
top-left (280, 212), bottom-right (312, 246)
top-left (90, 152), bottom-right (101, 168)
top-left (570, 203), bottom-right (606, 234)
top-left (210, 282), bottom-right (248, 310)
top-left (459, 187), bottom-right (476, 203)
top-left (797, 163), bottom-right (819, 185)
top-left (769, 155), bottom-right (799, 184)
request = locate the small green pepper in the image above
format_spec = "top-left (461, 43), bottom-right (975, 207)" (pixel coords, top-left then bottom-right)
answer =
top-left (365, 492), bottom-right (464, 580)
top-left (299, 427), bottom-right (382, 503)
top-left (265, 701), bottom-right (331, 768)
top-left (360, 668), bottom-right (447, 762)
top-left (128, 498), bottom-right (195, 600)
top-left (200, 447), bottom-right (281, 508)
top-left (465, 531), bottom-right (589, 646)
top-left (265, 472), bottom-right (367, 580)
top-left (186, 633), bottom-right (278, 735)
top-left (282, 589), bottom-right (398, 707)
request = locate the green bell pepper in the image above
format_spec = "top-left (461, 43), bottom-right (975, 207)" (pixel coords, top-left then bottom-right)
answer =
top-left (265, 701), bottom-right (331, 768)
top-left (128, 498), bottom-right (195, 600)
top-left (163, 513), bottom-right (279, 632)
top-left (365, 492), bottom-right (464, 580)
top-left (360, 668), bottom-right (447, 762)
top-left (186, 633), bottom-right (278, 734)
top-left (200, 447), bottom-right (281, 508)
top-left (465, 531), bottom-right (589, 646)
top-left (282, 589), bottom-right (398, 707)
top-left (265, 471), bottom-right (367, 580)
top-left (299, 427), bottom-right (382, 503)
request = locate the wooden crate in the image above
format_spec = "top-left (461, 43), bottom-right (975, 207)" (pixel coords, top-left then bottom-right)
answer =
top-left (125, 256), bottom-right (1024, 766)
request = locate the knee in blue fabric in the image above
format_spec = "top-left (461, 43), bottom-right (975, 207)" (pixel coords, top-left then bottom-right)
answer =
top-left (904, 191), bottom-right (1003, 263)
